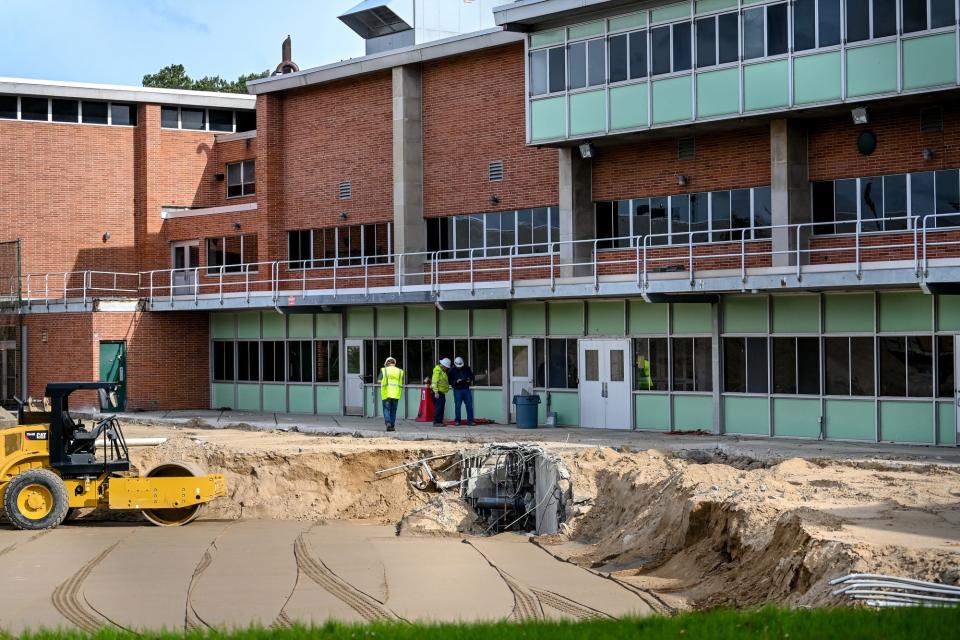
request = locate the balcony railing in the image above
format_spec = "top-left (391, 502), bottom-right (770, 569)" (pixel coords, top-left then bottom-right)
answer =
top-left (14, 214), bottom-right (960, 310)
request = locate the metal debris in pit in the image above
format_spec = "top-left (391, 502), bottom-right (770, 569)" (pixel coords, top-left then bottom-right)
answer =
top-left (831, 573), bottom-right (960, 608)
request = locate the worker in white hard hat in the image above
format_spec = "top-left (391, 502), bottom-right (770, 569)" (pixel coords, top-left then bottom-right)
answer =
top-left (430, 357), bottom-right (452, 426)
top-left (449, 356), bottom-right (475, 426)
top-left (379, 356), bottom-right (404, 432)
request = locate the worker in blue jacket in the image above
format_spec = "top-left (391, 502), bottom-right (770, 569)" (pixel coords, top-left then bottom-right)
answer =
top-left (449, 356), bottom-right (475, 426)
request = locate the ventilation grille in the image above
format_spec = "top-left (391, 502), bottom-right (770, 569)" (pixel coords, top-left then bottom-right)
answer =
top-left (921, 107), bottom-right (943, 133)
top-left (339, 181), bottom-right (352, 200)
top-left (488, 160), bottom-right (504, 182)
top-left (678, 137), bottom-right (696, 161)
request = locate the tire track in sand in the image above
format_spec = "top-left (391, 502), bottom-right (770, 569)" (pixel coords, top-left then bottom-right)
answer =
top-left (51, 543), bottom-right (121, 632)
top-left (531, 588), bottom-right (609, 620)
top-left (185, 537), bottom-right (221, 631)
top-left (0, 531), bottom-right (49, 559)
top-left (462, 540), bottom-right (543, 621)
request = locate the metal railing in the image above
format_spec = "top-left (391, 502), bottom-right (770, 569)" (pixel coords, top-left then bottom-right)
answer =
top-left (15, 215), bottom-right (960, 308)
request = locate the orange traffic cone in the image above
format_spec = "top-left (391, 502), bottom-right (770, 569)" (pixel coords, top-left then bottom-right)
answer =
top-left (415, 381), bottom-right (434, 422)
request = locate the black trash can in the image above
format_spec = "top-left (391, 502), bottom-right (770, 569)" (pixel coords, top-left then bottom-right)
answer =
top-left (512, 394), bottom-right (541, 429)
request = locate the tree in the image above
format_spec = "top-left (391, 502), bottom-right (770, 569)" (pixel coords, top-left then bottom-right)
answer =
top-left (143, 64), bottom-right (269, 94)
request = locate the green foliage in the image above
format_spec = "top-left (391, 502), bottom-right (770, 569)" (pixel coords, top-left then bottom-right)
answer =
top-left (142, 64), bottom-right (269, 94)
top-left (10, 606), bottom-right (960, 640)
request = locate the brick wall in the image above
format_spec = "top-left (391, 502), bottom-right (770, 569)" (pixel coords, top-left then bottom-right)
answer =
top-left (24, 311), bottom-right (209, 410)
top-left (592, 126), bottom-right (771, 201)
top-left (422, 43), bottom-right (559, 217)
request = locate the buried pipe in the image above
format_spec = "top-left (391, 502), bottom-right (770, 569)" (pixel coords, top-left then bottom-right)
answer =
top-left (95, 437), bottom-right (167, 447)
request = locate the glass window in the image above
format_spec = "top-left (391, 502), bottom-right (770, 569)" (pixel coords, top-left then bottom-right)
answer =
top-left (315, 340), bottom-right (339, 383)
top-left (209, 109), bottom-right (233, 132)
top-left (615, 200), bottom-right (632, 246)
top-left (902, 0), bottom-right (928, 33)
top-left (110, 103), bottom-right (136, 126)
top-left (635, 337), bottom-right (669, 391)
top-left (670, 194), bottom-right (690, 243)
top-left (850, 337), bottom-right (875, 396)
top-left (568, 41), bottom-right (586, 89)
top-left (650, 196), bottom-right (669, 244)
top-left (753, 186), bottom-right (772, 238)
top-left (911, 171), bottom-right (935, 217)
top-left (629, 30), bottom-right (648, 79)
top-left (608, 34), bottom-right (628, 82)
top-left (227, 160), bottom-right (255, 197)
top-left (288, 341), bottom-right (312, 383)
top-left (207, 234), bottom-right (256, 274)
top-left (712, 191), bottom-right (731, 242)
top-left (835, 178), bottom-right (858, 234)
top-left (723, 337), bottom-right (746, 393)
top-left (236, 110), bottom-right (256, 132)
top-left (931, 0), bottom-right (957, 29)
top-left (213, 342), bottom-right (235, 382)
top-left (288, 230), bottom-right (312, 269)
top-left (20, 97), bottom-right (47, 121)
top-left (879, 336), bottom-right (907, 397)
top-left (820, 0), bottom-right (842, 45)
top-left (161, 106), bottom-right (179, 128)
top-left (884, 174), bottom-right (908, 231)
top-left (51, 99), bottom-right (78, 123)
top-left (846, 0), bottom-right (870, 41)
top-left (773, 337), bottom-right (797, 394)
top-left (517, 209), bottom-right (533, 253)
top-left (793, 0), bottom-right (816, 51)
top-left (690, 193), bottom-right (709, 242)
top-left (0, 95), bottom-right (16, 119)
top-left (595, 201), bottom-right (614, 248)
top-left (633, 199), bottom-right (651, 240)
top-left (825, 337), bottom-right (851, 395)
top-left (534, 338), bottom-right (546, 388)
top-left (548, 46), bottom-right (566, 93)
top-left (237, 341), bottom-right (259, 382)
top-left (530, 49), bottom-right (548, 95)
top-left (937, 335), bottom-right (954, 398)
top-left (532, 207), bottom-right (550, 252)
top-left (694, 337), bottom-right (713, 392)
top-left (718, 12), bottom-right (739, 63)
top-left (812, 181), bottom-right (835, 234)
top-left (651, 26), bottom-right (671, 75)
top-left (935, 169), bottom-right (960, 227)
top-left (696, 17), bottom-right (717, 68)
top-left (672, 337), bottom-right (695, 391)
top-left (907, 335), bottom-right (935, 397)
top-left (767, 3), bottom-right (789, 56)
top-left (860, 176), bottom-right (884, 232)
top-left (873, 0), bottom-right (897, 37)
top-left (261, 341), bottom-right (284, 382)
top-left (588, 39), bottom-right (605, 86)
top-left (731, 189), bottom-right (752, 234)
top-left (742, 8), bottom-right (765, 60)
top-left (672, 22), bottom-right (692, 72)
top-left (181, 108), bottom-right (205, 130)
top-left (771, 337), bottom-right (820, 395)
top-left (746, 337), bottom-right (769, 394)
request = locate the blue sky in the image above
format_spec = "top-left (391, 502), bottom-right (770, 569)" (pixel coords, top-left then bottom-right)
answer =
top-left (0, 0), bottom-right (367, 86)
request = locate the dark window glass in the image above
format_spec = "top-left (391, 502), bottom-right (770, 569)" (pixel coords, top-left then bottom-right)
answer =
top-left (262, 341), bottom-right (285, 382)
top-left (694, 337), bottom-right (713, 392)
top-left (530, 50), bottom-right (548, 95)
top-left (288, 341), bottom-right (312, 383)
top-left (635, 337), bottom-right (669, 391)
top-left (532, 207), bottom-right (550, 252)
top-left (825, 337), bottom-right (851, 395)
top-left (753, 187), bottom-right (772, 238)
top-left (82, 101), bottom-right (108, 125)
top-left (235, 110), bottom-right (256, 132)
top-left (911, 171), bottom-right (935, 216)
top-left (615, 200), bottom-right (632, 246)
top-left (696, 17), bottom-right (717, 67)
top-left (209, 109), bottom-right (233, 132)
top-left (316, 341), bottom-right (339, 383)
top-left (51, 99), bottom-right (78, 123)
top-left (20, 97), bottom-right (47, 121)
top-left (670, 194), bottom-right (690, 243)
top-left (288, 230), bottom-right (312, 269)
top-left (595, 200), bottom-right (613, 247)
top-left (227, 162), bottom-right (243, 198)
top-left (835, 178), bottom-right (858, 234)
top-left (547, 339), bottom-right (568, 388)
top-left (850, 337), bottom-right (875, 396)
top-left (730, 189), bottom-right (752, 233)
top-left (534, 338), bottom-right (546, 388)
top-left (548, 46), bottom-right (566, 93)
top-left (566, 339), bottom-right (578, 388)
top-left (629, 30), bottom-right (648, 78)
top-left (879, 336), bottom-right (907, 397)
top-left (650, 196), bottom-right (669, 244)
top-left (206, 237), bottom-right (223, 272)
top-left (213, 342), bottom-right (235, 382)
top-left (793, 0), bottom-right (816, 51)
top-left (873, 0), bottom-right (897, 37)
top-left (588, 39), bottom-right (605, 86)
top-left (935, 169), bottom-right (960, 227)
top-left (110, 103), bottom-right (136, 126)
top-left (608, 34), bottom-right (628, 82)
top-left (937, 335), bottom-right (954, 398)
top-left (884, 174), bottom-right (908, 231)
top-left (237, 341), bottom-right (259, 382)
top-left (651, 26), bottom-right (671, 75)
top-left (723, 337), bottom-right (746, 393)
top-left (224, 236), bottom-right (242, 272)
top-left (846, 0), bottom-right (870, 41)
top-left (0, 95), bottom-right (16, 119)
top-left (907, 336), bottom-right (934, 397)
top-left (812, 181), bottom-right (835, 234)
top-left (746, 337), bottom-right (769, 393)
top-left (718, 12), bottom-right (739, 63)
top-left (931, 0), bottom-right (956, 28)
top-left (472, 340), bottom-right (490, 387)
top-left (712, 191), bottom-right (731, 242)
top-left (860, 176), bottom-right (884, 232)
top-left (634, 199), bottom-right (651, 240)
top-left (690, 193), bottom-right (709, 242)
top-left (797, 337), bottom-right (820, 395)
top-left (568, 41), bottom-right (586, 89)
top-left (767, 3), bottom-right (789, 56)
top-left (673, 337), bottom-right (695, 391)
top-left (820, 0), bottom-right (842, 45)
top-left (181, 108), bottom-right (205, 130)
top-left (902, 0), bottom-right (927, 32)
top-left (743, 8), bottom-right (765, 59)
top-left (517, 209), bottom-right (533, 253)
top-left (161, 106), bottom-right (179, 128)
top-left (672, 22), bottom-right (692, 72)
top-left (773, 337), bottom-right (797, 394)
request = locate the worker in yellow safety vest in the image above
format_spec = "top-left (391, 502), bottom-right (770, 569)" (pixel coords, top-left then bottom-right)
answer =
top-left (637, 355), bottom-right (653, 391)
top-left (431, 357), bottom-right (452, 426)
top-left (379, 357), bottom-right (404, 432)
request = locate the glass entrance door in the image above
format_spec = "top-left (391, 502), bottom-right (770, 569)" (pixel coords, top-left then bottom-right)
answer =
top-left (344, 339), bottom-right (364, 416)
top-left (509, 338), bottom-right (533, 422)
top-left (171, 241), bottom-right (200, 296)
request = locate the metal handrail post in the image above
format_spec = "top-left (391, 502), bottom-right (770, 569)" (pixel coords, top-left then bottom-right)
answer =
top-left (550, 243), bottom-right (556, 292)
top-left (62, 272), bottom-right (67, 307)
top-left (332, 256), bottom-right (338, 299)
top-left (642, 236), bottom-right (649, 290)
top-left (855, 220), bottom-right (862, 279)
top-left (148, 272), bottom-right (154, 306)
top-left (796, 224), bottom-right (803, 281)
top-left (302, 263), bottom-right (307, 297)
top-left (635, 238), bottom-right (641, 288)
top-left (913, 217), bottom-right (920, 277)
top-left (44, 274), bottom-right (49, 309)
top-left (688, 235), bottom-right (694, 285)
top-left (364, 256), bottom-right (370, 296)
top-left (922, 215), bottom-right (930, 276)
top-left (508, 246), bottom-right (515, 294)
top-left (593, 240), bottom-right (599, 291)
top-left (26, 275), bottom-right (31, 308)
top-left (82, 272), bottom-right (88, 306)
top-left (193, 267), bottom-right (200, 304)
top-left (740, 229), bottom-right (747, 285)
top-left (470, 251), bottom-right (475, 295)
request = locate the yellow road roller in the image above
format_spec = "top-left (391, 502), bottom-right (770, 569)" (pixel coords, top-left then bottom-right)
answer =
top-left (1, 382), bottom-right (226, 530)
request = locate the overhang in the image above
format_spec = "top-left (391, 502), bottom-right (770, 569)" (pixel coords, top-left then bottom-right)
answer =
top-left (493, 0), bottom-right (655, 30)
top-left (0, 77), bottom-right (257, 110)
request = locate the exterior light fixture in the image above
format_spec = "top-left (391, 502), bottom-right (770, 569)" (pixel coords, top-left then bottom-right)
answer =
top-left (102, 232), bottom-right (110, 243)
top-left (851, 107), bottom-right (870, 125)
top-left (578, 142), bottom-right (595, 159)
top-left (489, 195), bottom-right (500, 206)
top-left (233, 222), bottom-right (242, 231)
top-left (339, 212), bottom-right (349, 220)
top-left (677, 175), bottom-right (689, 186)
top-left (923, 148), bottom-right (936, 161)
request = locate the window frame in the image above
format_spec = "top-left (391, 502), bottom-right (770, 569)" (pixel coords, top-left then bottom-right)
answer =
top-left (286, 224), bottom-right (394, 270)
top-left (206, 234), bottom-right (258, 275)
top-left (159, 106), bottom-right (245, 132)
top-left (427, 208), bottom-right (559, 259)
top-left (742, 1), bottom-right (791, 61)
top-left (226, 159), bottom-right (256, 198)
top-left (650, 19), bottom-right (694, 77)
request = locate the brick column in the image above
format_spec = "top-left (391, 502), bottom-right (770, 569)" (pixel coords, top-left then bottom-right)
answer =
top-left (770, 119), bottom-right (811, 267)
top-left (256, 94), bottom-right (285, 263)
top-left (134, 104), bottom-right (162, 272)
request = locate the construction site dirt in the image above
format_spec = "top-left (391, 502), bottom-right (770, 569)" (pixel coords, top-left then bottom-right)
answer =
top-left (1, 421), bottom-right (958, 632)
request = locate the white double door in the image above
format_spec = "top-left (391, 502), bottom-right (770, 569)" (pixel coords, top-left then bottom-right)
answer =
top-left (578, 339), bottom-right (632, 430)
top-left (171, 241), bottom-right (199, 296)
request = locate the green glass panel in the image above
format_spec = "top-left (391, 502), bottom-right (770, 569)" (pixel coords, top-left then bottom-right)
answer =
top-left (794, 51), bottom-right (842, 105)
top-left (629, 300), bottom-right (669, 335)
top-left (903, 33), bottom-right (957, 90)
top-left (211, 314), bottom-right (236, 339)
top-left (636, 394), bottom-right (671, 430)
top-left (771, 295), bottom-right (819, 334)
top-left (288, 385), bottom-right (313, 413)
top-left (672, 303), bottom-right (712, 334)
top-left (587, 300), bottom-right (625, 336)
top-left (673, 394), bottom-right (713, 431)
top-left (879, 400), bottom-right (934, 444)
top-left (696, 0), bottom-right (737, 14)
top-left (315, 313), bottom-right (340, 338)
top-left (570, 90), bottom-right (606, 136)
top-left (610, 83), bottom-right (648, 130)
top-left (609, 12), bottom-right (646, 31)
top-left (316, 385), bottom-right (340, 415)
top-left (938, 296), bottom-right (960, 331)
top-left (345, 308), bottom-right (374, 337)
top-left (651, 2), bottom-right (691, 23)
top-left (846, 42), bottom-right (897, 97)
top-left (548, 391), bottom-right (579, 426)
top-left (722, 296), bottom-right (767, 334)
top-left (236, 383), bottom-right (260, 412)
top-left (568, 20), bottom-right (604, 40)
top-left (825, 399), bottom-right (876, 441)
top-left (741, 0), bottom-right (769, 4)
top-left (211, 383), bottom-right (235, 410)
top-left (262, 312), bottom-right (285, 338)
top-left (723, 396), bottom-right (769, 435)
top-left (938, 401), bottom-right (956, 445)
top-left (406, 306), bottom-right (436, 336)
top-left (652, 76), bottom-right (693, 124)
top-left (288, 314), bottom-right (313, 339)
top-left (262, 384), bottom-right (286, 412)
top-left (537, 391), bottom-right (548, 424)
top-left (511, 303), bottom-right (546, 335)
top-left (530, 29), bottom-right (565, 49)
top-left (472, 309), bottom-right (503, 337)
top-left (696, 68), bottom-right (739, 118)
top-left (878, 291), bottom-right (932, 333)
top-left (237, 312), bottom-right (260, 339)
top-left (823, 293), bottom-right (874, 333)
top-left (377, 307), bottom-right (404, 337)
top-left (531, 97), bottom-right (566, 141)
top-left (743, 59), bottom-right (789, 112)
top-left (439, 309), bottom-right (469, 336)
top-left (772, 397), bottom-right (821, 438)
top-left (405, 390), bottom-right (420, 419)
top-left (474, 388), bottom-right (505, 423)
top-left (548, 301), bottom-right (584, 335)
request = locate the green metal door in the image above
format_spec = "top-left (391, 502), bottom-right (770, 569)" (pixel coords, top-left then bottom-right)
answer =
top-left (98, 341), bottom-right (126, 411)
